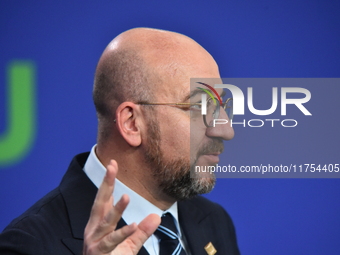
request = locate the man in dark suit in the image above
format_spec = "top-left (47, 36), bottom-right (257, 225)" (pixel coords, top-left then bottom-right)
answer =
top-left (0, 28), bottom-right (239, 255)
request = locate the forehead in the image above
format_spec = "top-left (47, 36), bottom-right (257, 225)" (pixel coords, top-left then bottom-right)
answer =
top-left (156, 79), bottom-right (224, 103)
top-left (155, 79), bottom-right (224, 103)
top-left (188, 78), bottom-right (224, 99)
top-left (148, 43), bottom-right (221, 101)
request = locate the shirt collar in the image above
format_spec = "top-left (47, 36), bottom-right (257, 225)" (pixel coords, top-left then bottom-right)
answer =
top-left (83, 145), bottom-right (180, 233)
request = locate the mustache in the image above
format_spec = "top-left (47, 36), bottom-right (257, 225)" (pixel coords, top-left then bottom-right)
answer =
top-left (197, 139), bottom-right (224, 157)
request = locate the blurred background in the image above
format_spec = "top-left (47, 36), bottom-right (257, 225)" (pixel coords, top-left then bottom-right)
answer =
top-left (1, 1), bottom-right (339, 254)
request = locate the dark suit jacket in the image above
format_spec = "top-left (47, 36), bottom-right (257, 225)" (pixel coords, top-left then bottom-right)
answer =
top-left (0, 153), bottom-right (240, 255)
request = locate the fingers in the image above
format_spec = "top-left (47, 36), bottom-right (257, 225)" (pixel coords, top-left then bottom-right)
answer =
top-left (92, 194), bottom-right (129, 241)
top-left (87, 160), bottom-right (118, 228)
top-left (89, 213), bottom-right (160, 254)
top-left (104, 194), bottom-right (130, 230)
top-left (138, 214), bottom-right (161, 237)
top-left (124, 214), bottom-right (161, 253)
top-left (83, 159), bottom-right (161, 255)
top-left (97, 160), bottom-right (117, 205)
top-left (97, 223), bottom-right (138, 253)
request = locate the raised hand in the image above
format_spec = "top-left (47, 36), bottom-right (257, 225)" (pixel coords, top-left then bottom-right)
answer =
top-left (83, 160), bottom-right (160, 255)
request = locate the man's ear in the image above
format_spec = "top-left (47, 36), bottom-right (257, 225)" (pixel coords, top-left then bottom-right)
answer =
top-left (115, 102), bottom-right (142, 147)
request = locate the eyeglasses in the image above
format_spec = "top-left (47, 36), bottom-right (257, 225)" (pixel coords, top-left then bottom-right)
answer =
top-left (137, 97), bottom-right (233, 128)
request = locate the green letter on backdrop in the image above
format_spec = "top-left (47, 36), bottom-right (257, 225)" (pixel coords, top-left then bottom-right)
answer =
top-left (0, 61), bottom-right (36, 167)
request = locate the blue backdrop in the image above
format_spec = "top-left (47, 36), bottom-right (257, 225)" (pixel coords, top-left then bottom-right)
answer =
top-left (1, 1), bottom-right (340, 254)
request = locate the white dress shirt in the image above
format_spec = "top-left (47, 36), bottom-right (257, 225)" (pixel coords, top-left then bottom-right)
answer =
top-left (83, 145), bottom-right (189, 255)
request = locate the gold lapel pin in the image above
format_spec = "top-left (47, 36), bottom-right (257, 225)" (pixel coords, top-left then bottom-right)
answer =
top-left (204, 242), bottom-right (217, 255)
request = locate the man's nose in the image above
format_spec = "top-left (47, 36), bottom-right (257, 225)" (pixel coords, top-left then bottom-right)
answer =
top-left (205, 107), bottom-right (234, 140)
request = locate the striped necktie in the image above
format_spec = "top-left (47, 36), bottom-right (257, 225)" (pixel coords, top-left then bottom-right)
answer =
top-left (155, 213), bottom-right (187, 255)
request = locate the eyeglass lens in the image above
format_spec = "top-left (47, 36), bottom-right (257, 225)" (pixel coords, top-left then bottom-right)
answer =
top-left (204, 98), bottom-right (233, 127)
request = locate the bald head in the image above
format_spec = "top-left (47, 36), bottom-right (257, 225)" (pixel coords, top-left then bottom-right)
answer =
top-left (99, 27), bottom-right (211, 71)
top-left (93, 27), bottom-right (219, 139)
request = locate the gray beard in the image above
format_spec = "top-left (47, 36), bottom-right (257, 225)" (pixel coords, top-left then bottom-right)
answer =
top-left (143, 115), bottom-right (220, 200)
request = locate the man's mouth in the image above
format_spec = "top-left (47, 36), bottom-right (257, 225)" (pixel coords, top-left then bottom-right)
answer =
top-left (195, 139), bottom-right (224, 165)
top-left (200, 153), bottom-right (221, 164)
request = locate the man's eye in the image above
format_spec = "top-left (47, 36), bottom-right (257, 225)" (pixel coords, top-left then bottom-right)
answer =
top-left (189, 103), bottom-right (202, 111)
top-left (207, 98), bottom-right (215, 106)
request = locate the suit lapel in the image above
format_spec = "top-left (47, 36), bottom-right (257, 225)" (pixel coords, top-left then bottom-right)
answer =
top-left (61, 238), bottom-right (83, 255)
top-left (59, 153), bottom-right (97, 241)
top-left (58, 153), bottom-right (97, 254)
top-left (178, 199), bottom-right (215, 255)
top-left (59, 153), bottom-right (150, 255)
